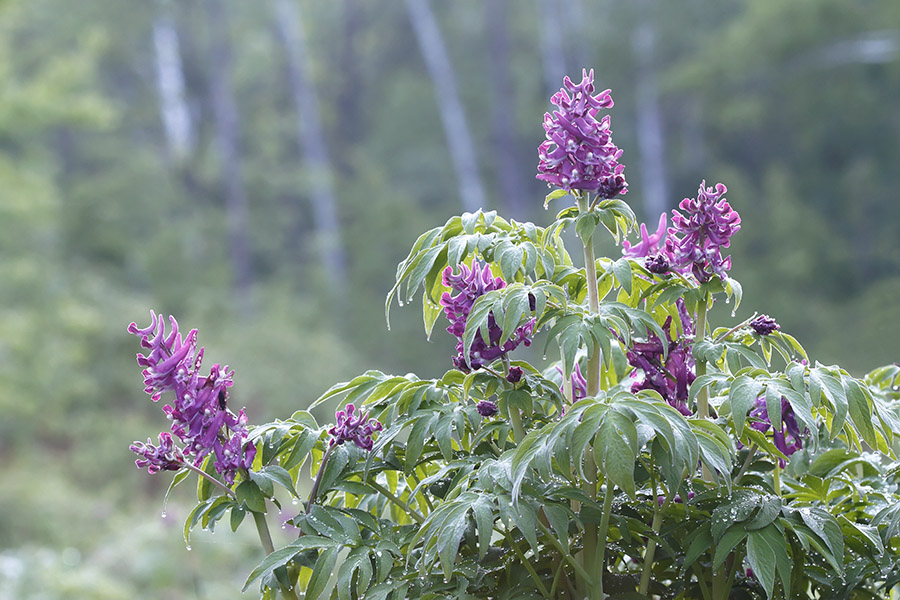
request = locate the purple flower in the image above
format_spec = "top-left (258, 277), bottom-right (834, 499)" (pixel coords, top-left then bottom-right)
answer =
top-left (749, 395), bottom-right (805, 466)
top-left (506, 366), bottom-right (524, 384)
top-left (626, 301), bottom-right (695, 416)
top-left (327, 403), bottom-right (383, 451)
top-left (750, 314), bottom-right (780, 336)
top-left (130, 432), bottom-right (183, 474)
top-left (537, 70), bottom-right (627, 198)
top-left (622, 214), bottom-right (667, 259)
top-left (476, 400), bottom-right (499, 418)
top-left (556, 363), bottom-right (588, 401)
top-left (128, 311), bottom-right (256, 485)
top-left (665, 181), bottom-right (741, 282)
top-left (440, 262), bottom-right (535, 372)
top-left (644, 254), bottom-right (670, 275)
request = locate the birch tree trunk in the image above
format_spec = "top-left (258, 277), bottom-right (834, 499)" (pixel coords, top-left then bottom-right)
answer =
top-left (273, 0), bottom-right (347, 299)
top-left (205, 0), bottom-right (252, 307)
top-left (152, 2), bottom-right (193, 163)
top-left (484, 0), bottom-right (527, 219)
top-left (404, 0), bottom-right (486, 214)
top-left (537, 0), bottom-right (567, 97)
top-left (633, 0), bottom-right (669, 220)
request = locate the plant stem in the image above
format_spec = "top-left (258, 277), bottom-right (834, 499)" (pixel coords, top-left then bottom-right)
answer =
top-left (593, 482), bottom-right (615, 600)
top-left (576, 192), bottom-right (603, 598)
top-left (367, 479), bottom-right (425, 524)
top-left (695, 298), bottom-right (709, 420)
top-left (734, 446), bottom-right (756, 485)
top-left (305, 444), bottom-right (333, 513)
top-left (536, 521), bottom-right (593, 582)
top-left (182, 462), bottom-right (236, 499)
top-left (773, 462), bottom-right (782, 496)
top-left (694, 297), bottom-right (717, 482)
top-left (253, 510), bottom-right (299, 600)
top-left (638, 489), bottom-right (672, 595)
top-left (504, 529), bottom-right (552, 599)
top-left (692, 564), bottom-right (713, 600)
top-left (509, 408), bottom-right (527, 444)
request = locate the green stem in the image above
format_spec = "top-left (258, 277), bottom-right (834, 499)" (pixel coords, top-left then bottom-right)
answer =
top-left (536, 521), bottom-right (593, 582)
top-left (695, 298), bottom-right (710, 420)
top-left (253, 510), bottom-right (299, 600)
top-left (505, 530), bottom-right (552, 599)
top-left (509, 408), bottom-right (527, 444)
top-left (691, 564), bottom-right (713, 600)
top-left (734, 446), bottom-right (757, 485)
top-left (305, 444), bottom-right (333, 513)
top-left (639, 491), bottom-right (671, 596)
top-left (367, 479), bottom-right (425, 524)
top-left (576, 192), bottom-right (603, 598)
top-left (773, 462), bottom-right (782, 497)
top-left (593, 482), bottom-right (615, 600)
top-left (182, 462), bottom-right (236, 499)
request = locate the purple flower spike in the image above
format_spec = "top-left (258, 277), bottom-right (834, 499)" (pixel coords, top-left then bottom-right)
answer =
top-left (537, 70), bottom-right (627, 198)
top-left (750, 314), bottom-right (780, 336)
top-left (328, 403), bottom-right (383, 451)
top-left (130, 432), bottom-right (184, 474)
top-left (626, 301), bottom-right (695, 416)
top-left (440, 262), bottom-right (535, 372)
top-left (128, 312), bottom-right (255, 485)
top-left (665, 181), bottom-right (741, 282)
top-left (476, 400), bottom-right (499, 418)
top-left (748, 395), bottom-right (805, 467)
top-left (556, 363), bottom-right (588, 401)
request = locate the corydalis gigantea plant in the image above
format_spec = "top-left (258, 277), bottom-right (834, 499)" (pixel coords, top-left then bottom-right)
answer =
top-left (129, 71), bottom-right (900, 600)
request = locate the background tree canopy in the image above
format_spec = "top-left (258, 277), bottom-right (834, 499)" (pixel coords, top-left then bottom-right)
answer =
top-left (0, 0), bottom-right (897, 596)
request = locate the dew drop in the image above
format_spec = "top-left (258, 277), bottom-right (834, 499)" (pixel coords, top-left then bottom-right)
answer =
top-left (291, 498), bottom-right (299, 505)
top-left (186, 545), bottom-right (192, 551)
top-left (160, 511), bottom-right (167, 519)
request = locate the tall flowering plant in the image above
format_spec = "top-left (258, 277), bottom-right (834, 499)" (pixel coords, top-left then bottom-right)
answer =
top-left (129, 70), bottom-right (900, 599)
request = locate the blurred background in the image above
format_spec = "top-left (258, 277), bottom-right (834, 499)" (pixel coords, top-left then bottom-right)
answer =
top-left (0, 0), bottom-right (897, 597)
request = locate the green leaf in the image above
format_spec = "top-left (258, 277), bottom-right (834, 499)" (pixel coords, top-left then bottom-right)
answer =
top-left (729, 376), bottom-right (763, 438)
top-left (713, 524), bottom-right (748, 568)
top-left (236, 480), bottom-right (267, 514)
top-left (472, 495), bottom-right (495, 560)
top-left (230, 506), bottom-right (246, 532)
top-left (797, 507), bottom-right (844, 572)
top-left (746, 530), bottom-right (777, 598)
top-left (306, 546), bottom-right (340, 600)
top-left (337, 546), bottom-right (373, 600)
top-left (243, 536), bottom-right (339, 592)
top-left (596, 416), bottom-right (636, 498)
top-left (612, 257), bottom-right (633, 295)
top-left (545, 188), bottom-right (571, 207)
top-left (845, 377), bottom-right (877, 448)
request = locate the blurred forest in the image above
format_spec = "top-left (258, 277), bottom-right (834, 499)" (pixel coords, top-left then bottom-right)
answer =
top-left (0, 0), bottom-right (897, 597)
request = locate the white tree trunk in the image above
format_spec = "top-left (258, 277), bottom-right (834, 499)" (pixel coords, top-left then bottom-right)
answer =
top-left (537, 0), bottom-right (567, 97)
top-left (152, 6), bottom-right (193, 162)
top-left (633, 0), bottom-right (669, 220)
top-left (273, 0), bottom-right (346, 298)
top-left (404, 0), bottom-right (486, 213)
top-left (205, 0), bottom-right (253, 306)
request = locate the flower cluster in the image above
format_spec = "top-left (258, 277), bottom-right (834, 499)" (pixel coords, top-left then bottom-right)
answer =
top-left (749, 395), bottom-right (804, 466)
top-left (130, 432), bottom-right (183, 474)
top-left (327, 403), bottom-right (382, 451)
top-left (128, 312), bottom-right (256, 485)
top-left (626, 302), bottom-right (695, 416)
top-left (537, 69), bottom-right (627, 197)
top-left (665, 181), bottom-right (741, 282)
top-left (750, 314), bottom-right (780, 336)
top-left (440, 262), bottom-right (534, 372)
